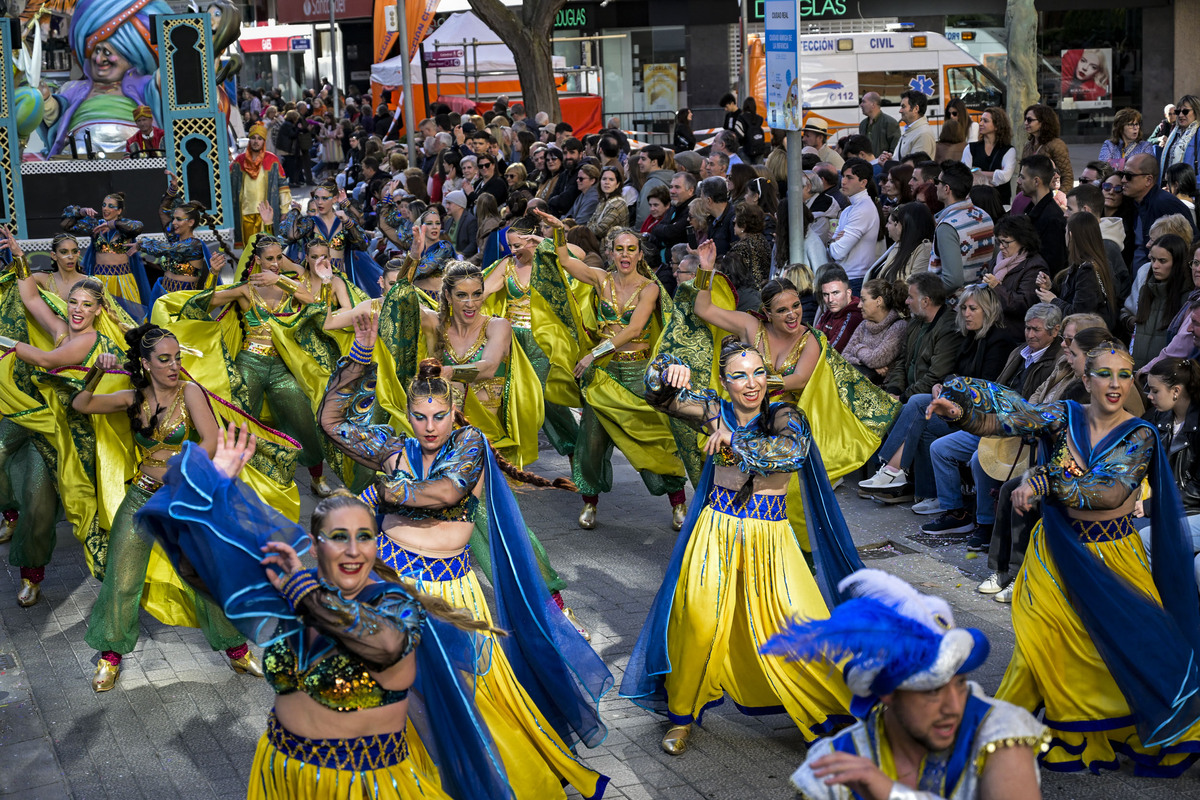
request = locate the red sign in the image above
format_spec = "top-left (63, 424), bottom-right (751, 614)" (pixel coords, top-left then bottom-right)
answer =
top-left (425, 48), bottom-right (463, 68)
top-left (276, 0), bottom-right (372, 24)
top-left (241, 36), bottom-right (293, 53)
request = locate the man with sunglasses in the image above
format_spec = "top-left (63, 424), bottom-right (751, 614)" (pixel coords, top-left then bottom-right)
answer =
top-left (1121, 153), bottom-right (1196, 268)
top-left (1157, 95), bottom-right (1200, 188)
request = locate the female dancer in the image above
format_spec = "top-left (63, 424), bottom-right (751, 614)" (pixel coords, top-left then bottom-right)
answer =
top-left (399, 207), bottom-right (457, 304)
top-left (279, 180), bottom-right (383, 297)
top-left (259, 202), bottom-right (358, 313)
top-left (0, 250), bottom-right (123, 604)
top-left (190, 235), bottom-right (335, 497)
top-left (61, 193), bottom-right (151, 313)
top-left (928, 344), bottom-right (1200, 774)
top-left (135, 427), bottom-right (513, 799)
top-left (74, 325), bottom-right (258, 691)
top-left (481, 215), bottom-right (578, 457)
top-left (32, 234), bottom-right (87, 304)
top-left (622, 340), bottom-right (855, 754)
top-left (532, 212), bottom-right (688, 530)
top-left (320, 334), bottom-right (613, 799)
top-left (141, 188), bottom-right (228, 306)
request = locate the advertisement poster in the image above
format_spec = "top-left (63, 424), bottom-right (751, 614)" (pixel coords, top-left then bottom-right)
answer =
top-left (1060, 48), bottom-right (1112, 109)
top-left (764, 0), bottom-right (801, 130)
top-left (643, 63), bottom-right (679, 111)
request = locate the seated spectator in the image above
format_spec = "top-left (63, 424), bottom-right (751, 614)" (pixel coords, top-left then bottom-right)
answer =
top-left (1140, 239), bottom-right (1200, 373)
top-left (842, 278), bottom-right (907, 384)
top-left (1018, 153), bottom-right (1067, 271)
top-left (879, 163), bottom-right (914, 216)
top-left (698, 176), bottom-right (736, 256)
top-left (1128, 233), bottom-right (1194, 367)
top-left (931, 159), bottom-right (995, 290)
top-left (828, 158), bottom-right (881, 291)
top-left (972, 321), bottom-right (1110, 599)
top-left (471, 191), bottom-right (502, 265)
top-left (566, 163), bottom-right (601, 225)
top-left (729, 203), bottom-right (772, 290)
top-left (980, 215), bottom-right (1045, 331)
top-left (1065, 182), bottom-right (1130, 298)
top-left (1139, 357), bottom-right (1200, 591)
top-left (879, 272), bottom-right (966, 403)
top-left (672, 253), bottom-right (699, 287)
top-left (716, 251), bottom-right (761, 312)
top-left (813, 265), bottom-right (862, 352)
top-left (861, 283), bottom-right (1012, 507)
top-left (639, 183), bottom-right (670, 235)
top-left (923, 303), bottom-right (1063, 535)
top-left (1036, 211), bottom-right (1120, 333)
top-left (1165, 162), bottom-right (1199, 216)
top-left (866, 201), bottom-right (934, 283)
top-left (588, 164), bottom-right (629, 241)
top-left (909, 160), bottom-right (944, 217)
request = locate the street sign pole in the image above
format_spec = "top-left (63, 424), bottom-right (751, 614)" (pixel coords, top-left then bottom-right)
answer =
top-left (330, 0), bottom-right (339, 117)
top-left (764, 0), bottom-right (804, 265)
top-left (396, 0), bottom-right (417, 161)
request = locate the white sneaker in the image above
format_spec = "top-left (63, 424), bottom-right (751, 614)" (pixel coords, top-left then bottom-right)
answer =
top-left (994, 585), bottom-right (1014, 604)
top-left (858, 465), bottom-right (907, 490)
top-left (911, 498), bottom-right (942, 515)
top-left (977, 574), bottom-right (1004, 594)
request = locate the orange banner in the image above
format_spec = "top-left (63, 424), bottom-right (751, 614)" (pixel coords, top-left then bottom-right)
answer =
top-left (374, 0), bottom-right (441, 65)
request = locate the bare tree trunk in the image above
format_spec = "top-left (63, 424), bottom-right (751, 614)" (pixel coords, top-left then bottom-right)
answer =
top-left (469, 0), bottom-right (567, 122)
top-left (1005, 0), bottom-right (1039, 141)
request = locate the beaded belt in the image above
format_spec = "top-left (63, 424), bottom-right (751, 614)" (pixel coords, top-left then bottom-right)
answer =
top-left (241, 340), bottom-right (279, 357)
top-left (508, 312), bottom-right (532, 329)
top-left (612, 350), bottom-right (648, 362)
top-left (159, 275), bottom-right (198, 293)
top-left (132, 471), bottom-right (164, 493)
top-left (91, 261), bottom-right (131, 277)
top-left (265, 711), bottom-right (409, 771)
top-left (1069, 514), bottom-right (1136, 544)
top-left (707, 484), bottom-right (787, 521)
top-left (377, 538), bottom-right (472, 582)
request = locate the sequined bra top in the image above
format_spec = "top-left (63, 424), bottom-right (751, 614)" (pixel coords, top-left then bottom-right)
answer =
top-left (504, 259), bottom-right (532, 329)
top-left (132, 390), bottom-right (191, 469)
top-left (597, 274), bottom-right (651, 343)
top-left (386, 490), bottom-right (480, 523)
top-left (263, 636), bottom-right (414, 712)
top-left (242, 287), bottom-right (289, 339)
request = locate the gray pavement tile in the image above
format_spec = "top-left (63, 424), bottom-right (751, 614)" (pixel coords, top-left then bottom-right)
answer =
top-left (0, 736), bottom-right (68, 793)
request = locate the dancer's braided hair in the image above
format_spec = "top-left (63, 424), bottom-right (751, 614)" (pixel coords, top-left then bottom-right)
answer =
top-left (177, 199), bottom-right (234, 270)
top-left (409, 359), bottom-right (576, 491)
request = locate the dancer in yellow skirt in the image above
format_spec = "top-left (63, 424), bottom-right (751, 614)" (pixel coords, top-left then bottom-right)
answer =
top-left (928, 343), bottom-right (1200, 776)
top-left (621, 340), bottom-right (857, 755)
top-left (62, 193), bottom-right (152, 318)
top-left (133, 426), bottom-right (514, 800)
top-left (319, 321), bottom-right (612, 800)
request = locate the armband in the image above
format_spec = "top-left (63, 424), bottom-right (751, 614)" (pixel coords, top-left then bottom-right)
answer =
top-left (348, 340), bottom-right (374, 365)
top-left (83, 365), bottom-right (105, 393)
top-left (693, 267), bottom-right (713, 290)
top-left (12, 257), bottom-right (30, 280)
top-left (1023, 466), bottom-right (1050, 497)
top-left (0, 334), bottom-right (17, 351)
top-left (277, 275), bottom-right (300, 296)
top-left (280, 571), bottom-right (321, 610)
top-left (358, 484), bottom-right (380, 511)
top-left (552, 226), bottom-right (566, 248)
top-left (590, 339), bottom-right (616, 360)
top-left (765, 374), bottom-right (785, 392)
top-left (449, 364), bottom-right (480, 383)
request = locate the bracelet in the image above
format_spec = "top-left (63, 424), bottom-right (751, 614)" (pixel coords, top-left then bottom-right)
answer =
top-left (765, 374), bottom-right (785, 391)
top-left (280, 571), bottom-right (321, 610)
top-left (0, 334), bottom-right (17, 350)
top-left (1024, 467), bottom-right (1050, 497)
top-left (449, 364), bottom-right (479, 383)
top-left (83, 365), bottom-right (105, 393)
top-left (12, 257), bottom-right (30, 280)
top-left (348, 340), bottom-right (374, 364)
top-left (693, 267), bottom-right (713, 290)
top-left (590, 339), bottom-right (616, 360)
top-left (552, 227), bottom-right (565, 248)
top-left (277, 275), bottom-right (300, 296)
top-left (358, 484), bottom-right (379, 511)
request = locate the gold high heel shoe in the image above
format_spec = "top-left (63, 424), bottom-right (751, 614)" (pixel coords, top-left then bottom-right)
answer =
top-left (578, 502), bottom-right (597, 530)
top-left (16, 579), bottom-right (39, 608)
top-left (562, 607), bottom-right (591, 642)
top-left (671, 503), bottom-right (687, 531)
top-left (92, 660), bottom-right (120, 692)
top-left (229, 651), bottom-right (264, 678)
top-left (661, 723), bottom-right (693, 755)
top-left (311, 476), bottom-right (334, 498)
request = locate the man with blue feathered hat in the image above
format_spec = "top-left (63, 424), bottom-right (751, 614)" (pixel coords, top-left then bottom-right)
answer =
top-left (762, 569), bottom-right (1049, 800)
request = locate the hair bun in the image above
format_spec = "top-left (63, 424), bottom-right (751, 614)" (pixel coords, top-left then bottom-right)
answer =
top-left (416, 358), bottom-right (444, 380)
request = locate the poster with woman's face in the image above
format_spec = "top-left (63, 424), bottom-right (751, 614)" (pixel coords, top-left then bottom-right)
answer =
top-left (1060, 48), bottom-right (1112, 109)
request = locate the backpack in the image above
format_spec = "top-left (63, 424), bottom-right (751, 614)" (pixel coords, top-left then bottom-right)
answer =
top-left (745, 113), bottom-right (766, 159)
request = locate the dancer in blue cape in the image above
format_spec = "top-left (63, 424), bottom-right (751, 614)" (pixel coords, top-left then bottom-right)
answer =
top-left (317, 317), bottom-right (613, 799)
top-left (135, 425), bottom-right (514, 799)
top-left (279, 181), bottom-right (383, 298)
top-left (621, 338), bottom-right (861, 755)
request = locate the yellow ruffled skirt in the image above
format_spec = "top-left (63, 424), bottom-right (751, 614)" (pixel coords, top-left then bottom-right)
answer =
top-left (997, 516), bottom-right (1200, 773)
top-left (664, 490), bottom-right (852, 736)
top-left (248, 712), bottom-right (449, 799)
top-left (90, 261), bottom-right (142, 305)
top-left (399, 556), bottom-right (605, 800)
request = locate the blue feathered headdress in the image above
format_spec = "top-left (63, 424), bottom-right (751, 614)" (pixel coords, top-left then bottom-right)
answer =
top-left (760, 569), bottom-right (989, 717)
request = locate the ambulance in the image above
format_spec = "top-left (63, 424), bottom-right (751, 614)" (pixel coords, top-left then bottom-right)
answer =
top-left (797, 30), bottom-right (1005, 135)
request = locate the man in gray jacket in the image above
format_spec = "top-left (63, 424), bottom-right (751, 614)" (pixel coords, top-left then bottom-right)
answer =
top-left (635, 145), bottom-right (674, 227)
top-left (444, 190), bottom-right (478, 259)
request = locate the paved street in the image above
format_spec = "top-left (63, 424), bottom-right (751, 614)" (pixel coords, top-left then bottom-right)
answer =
top-left (2, 437), bottom-right (1200, 799)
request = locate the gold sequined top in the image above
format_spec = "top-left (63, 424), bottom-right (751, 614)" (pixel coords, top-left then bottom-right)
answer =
top-left (503, 258), bottom-right (532, 329)
top-left (263, 643), bottom-right (410, 712)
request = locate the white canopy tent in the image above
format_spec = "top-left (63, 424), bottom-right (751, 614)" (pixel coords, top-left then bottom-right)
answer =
top-left (370, 11), bottom-right (564, 88)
